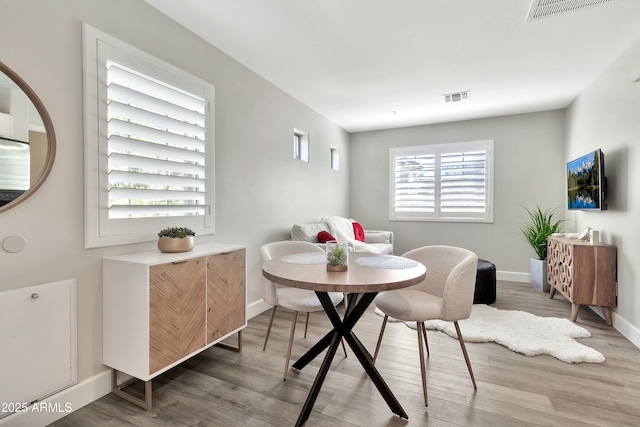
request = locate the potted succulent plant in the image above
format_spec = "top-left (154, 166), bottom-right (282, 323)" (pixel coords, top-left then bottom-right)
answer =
top-left (520, 205), bottom-right (564, 292)
top-left (157, 226), bottom-right (196, 253)
top-left (326, 241), bottom-right (349, 271)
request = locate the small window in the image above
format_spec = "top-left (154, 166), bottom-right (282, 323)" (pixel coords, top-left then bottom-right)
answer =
top-left (83, 24), bottom-right (215, 248)
top-left (293, 129), bottom-right (309, 162)
top-left (390, 140), bottom-right (493, 222)
top-left (330, 147), bottom-right (340, 170)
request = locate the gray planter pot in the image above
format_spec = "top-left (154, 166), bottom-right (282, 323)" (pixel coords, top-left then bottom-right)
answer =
top-left (530, 258), bottom-right (550, 292)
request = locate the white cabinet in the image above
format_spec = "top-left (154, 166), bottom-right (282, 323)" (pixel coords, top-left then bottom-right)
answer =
top-left (103, 243), bottom-right (246, 409)
top-left (0, 279), bottom-right (76, 417)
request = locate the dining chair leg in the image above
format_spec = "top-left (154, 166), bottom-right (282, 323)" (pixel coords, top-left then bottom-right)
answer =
top-left (454, 321), bottom-right (477, 389)
top-left (421, 322), bottom-right (430, 356)
top-left (417, 322), bottom-right (428, 406)
top-left (304, 312), bottom-right (310, 338)
top-left (284, 311), bottom-right (299, 380)
top-left (262, 305), bottom-right (278, 351)
top-left (372, 315), bottom-right (389, 365)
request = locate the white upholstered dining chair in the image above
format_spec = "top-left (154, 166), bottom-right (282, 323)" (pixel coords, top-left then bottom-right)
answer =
top-left (260, 241), bottom-right (345, 380)
top-left (372, 245), bottom-right (478, 406)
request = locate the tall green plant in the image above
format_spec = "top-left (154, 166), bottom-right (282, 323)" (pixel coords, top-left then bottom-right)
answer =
top-left (520, 205), bottom-right (564, 260)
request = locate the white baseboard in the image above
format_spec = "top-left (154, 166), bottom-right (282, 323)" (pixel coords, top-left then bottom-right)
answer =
top-left (590, 306), bottom-right (640, 349)
top-left (247, 299), bottom-right (271, 319)
top-left (0, 370), bottom-right (111, 427)
top-left (497, 270), bottom-right (530, 283)
top-left (612, 311), bottom-right (640, 349)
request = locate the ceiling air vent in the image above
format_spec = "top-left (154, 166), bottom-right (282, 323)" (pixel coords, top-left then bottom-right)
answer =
top-left (527, 0), bottom-right (613, 22)
top-left (444, 91), bottom-right (470, 103)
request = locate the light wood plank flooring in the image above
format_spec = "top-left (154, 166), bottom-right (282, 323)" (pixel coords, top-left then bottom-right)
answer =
top-left (52, 281), bottom-right (640, 426)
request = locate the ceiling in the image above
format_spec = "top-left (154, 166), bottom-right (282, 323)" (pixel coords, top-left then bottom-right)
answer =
top-left (145, 0), bottom-right (640, 133)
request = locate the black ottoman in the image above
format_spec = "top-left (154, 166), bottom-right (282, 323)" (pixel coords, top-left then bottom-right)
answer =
top-left (474, 259), bottom-right (496, 304)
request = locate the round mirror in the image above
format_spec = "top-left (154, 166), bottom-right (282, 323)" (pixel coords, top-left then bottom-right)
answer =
top-left (0, 61), bottom-right (56, 213)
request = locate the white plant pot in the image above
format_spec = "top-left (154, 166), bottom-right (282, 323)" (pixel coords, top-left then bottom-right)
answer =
top-left (530, 258), bottom-right (550, 292)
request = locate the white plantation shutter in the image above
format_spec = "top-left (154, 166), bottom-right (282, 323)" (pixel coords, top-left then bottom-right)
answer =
top-left (107, 61), bottom-right (208, 219)
top-left (439, 149), bottom-right (487, 218)
top-left (390, 141), bottom-right (493, 222)
top-left (393, 151), bottom-right (435, 217)
top-left (83, 24), bottom-right (215, 248)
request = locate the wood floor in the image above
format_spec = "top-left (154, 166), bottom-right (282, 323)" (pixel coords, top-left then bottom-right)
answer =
top-left (52, 281), bottom-right (640, 427)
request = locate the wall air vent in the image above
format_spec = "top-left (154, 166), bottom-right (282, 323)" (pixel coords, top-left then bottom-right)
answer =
top-left (527, 0), bottom-right (613, 21)
top-left (444, 91), bottom-right (470, 103)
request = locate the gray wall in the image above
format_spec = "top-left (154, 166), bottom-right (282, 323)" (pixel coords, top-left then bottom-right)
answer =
top-left (0, 0), bottom-right (349, 383)
top-left (349, 110), bottom-right (567, 275)
top-left (566, 35), bottom-right (640, 344)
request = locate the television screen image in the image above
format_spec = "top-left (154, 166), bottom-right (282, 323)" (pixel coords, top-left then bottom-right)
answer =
top-left (567, 149), bottom-right (605, 210)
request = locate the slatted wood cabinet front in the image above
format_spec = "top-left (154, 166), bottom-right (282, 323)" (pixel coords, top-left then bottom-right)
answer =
top-left (104, 243), bottom-right (246, 383)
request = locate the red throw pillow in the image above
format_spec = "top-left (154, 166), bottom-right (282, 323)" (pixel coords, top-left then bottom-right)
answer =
top-left (352, 222), bottom-right (365, 242)
top-left (317, 230), bottom-right (336, 243)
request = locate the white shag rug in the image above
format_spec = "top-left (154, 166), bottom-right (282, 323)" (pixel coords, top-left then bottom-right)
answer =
top-left (376, 304), bottom-right (605, 363)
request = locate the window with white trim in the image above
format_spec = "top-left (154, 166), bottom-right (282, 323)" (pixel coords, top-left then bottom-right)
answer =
top-left (293, 129), bottom-right (309, 162)
top-left (390, 140), bottom-right (493, 222)
top-left (83, 24), bottom-right (214, 248)
top-left (330, 147), bottom-right (340, 170)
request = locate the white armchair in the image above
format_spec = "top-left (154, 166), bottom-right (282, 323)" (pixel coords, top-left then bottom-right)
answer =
top-left (373, 245), bottom-right (479, 406)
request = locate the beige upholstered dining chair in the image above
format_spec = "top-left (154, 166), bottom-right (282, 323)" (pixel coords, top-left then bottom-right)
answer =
top-left (260, 241), bottom-right (345, 380)
top-left (372, 245), bottom-right (478, 406)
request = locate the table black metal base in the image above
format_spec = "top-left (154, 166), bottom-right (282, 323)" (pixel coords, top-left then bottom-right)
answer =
top-left (291, 291), bottom-right (408, 426)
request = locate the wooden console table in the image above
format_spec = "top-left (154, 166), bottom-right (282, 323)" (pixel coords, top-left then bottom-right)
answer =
top-left (103, 242), bottom-right (246, 409)
top-left (547, 236), bottom-right (616, 325)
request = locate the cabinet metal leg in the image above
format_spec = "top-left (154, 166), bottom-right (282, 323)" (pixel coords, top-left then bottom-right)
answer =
top-left (215, 330), bottom-right (243, 352)
top-left (111, 369), bottom-right (152, 410)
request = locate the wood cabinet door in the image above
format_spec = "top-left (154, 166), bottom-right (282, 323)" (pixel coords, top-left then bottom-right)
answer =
top-left (547, 237), bottom-right (574, 299)
top-left (572, 245), bottom-right (617, 307)
top-left (149, 257), bottom-right (207, 374)
top-left (206, 249), bottom-right (246, 343)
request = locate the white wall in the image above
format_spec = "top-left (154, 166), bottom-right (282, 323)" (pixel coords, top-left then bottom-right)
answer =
top-left (0, 0), bottom-right (349, 396)
top-left (566, 35), bottom-right (640, 346)
top-left (2, 1), bottom-right (639, 423)
top-left (349, 110), bottom-right (566, 276)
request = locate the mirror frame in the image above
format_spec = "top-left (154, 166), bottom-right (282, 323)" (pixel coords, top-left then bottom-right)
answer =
top-left (0, 61), bottom-right (56, 213)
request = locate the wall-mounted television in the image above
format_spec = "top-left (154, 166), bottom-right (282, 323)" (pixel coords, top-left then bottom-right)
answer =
top-left (567, 148), bottom-right (607, 210)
